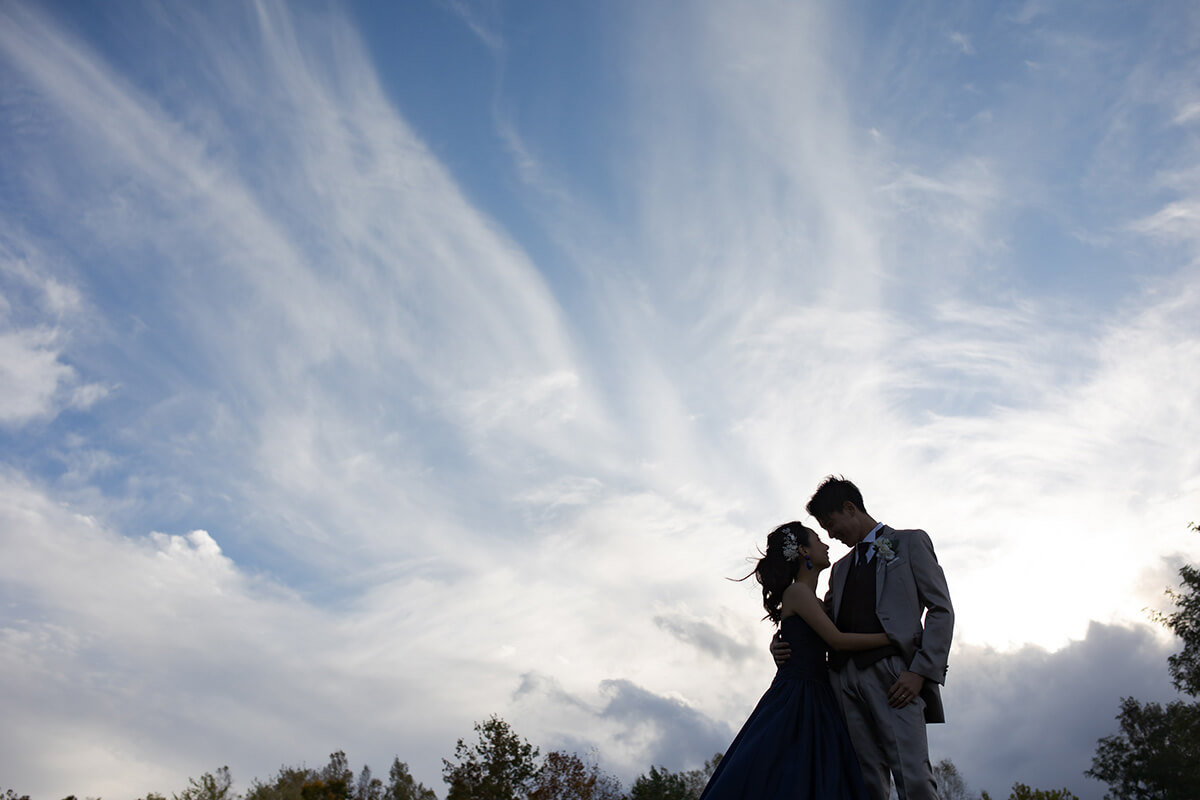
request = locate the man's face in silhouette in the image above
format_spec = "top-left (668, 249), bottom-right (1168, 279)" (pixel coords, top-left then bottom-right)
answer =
top-left (816, 503), bottom-right (865, 547)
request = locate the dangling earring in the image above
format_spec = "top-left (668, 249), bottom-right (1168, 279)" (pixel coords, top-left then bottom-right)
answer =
top-left (805, 556), bottom-right (814, 571)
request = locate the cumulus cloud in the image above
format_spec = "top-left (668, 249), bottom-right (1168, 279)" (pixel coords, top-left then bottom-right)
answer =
top-left (0, 233), bottom-right (103, 426)
top-left (0, 471), bottom-right (473, 797)
top-left (511, 672), bottom-right (733, 782)
top-left (506, 620), bottom-right (1181, 799)
top-left (931, 623), bottom-right (1180, 800)
top-left (3, 460), bottom-right (1182, 800)
top-left (653, 612), bottom-right (758, 664)
top-left (0, 328), bottom-right (75, 423)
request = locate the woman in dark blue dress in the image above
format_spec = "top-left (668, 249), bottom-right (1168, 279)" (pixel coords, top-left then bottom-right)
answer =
top-left (698, 523), bottom-right (889, 800)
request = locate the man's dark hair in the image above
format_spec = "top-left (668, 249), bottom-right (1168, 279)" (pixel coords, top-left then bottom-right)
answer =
top-left (806, 475), bottom-right (868, 519)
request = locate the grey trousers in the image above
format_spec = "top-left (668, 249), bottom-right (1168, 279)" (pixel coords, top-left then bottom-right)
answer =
top-left (830, 656), bottom-right (937, 800)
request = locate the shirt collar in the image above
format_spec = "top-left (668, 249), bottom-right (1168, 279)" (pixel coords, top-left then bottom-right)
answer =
top-left (862, 522), bottom-right (885, 545)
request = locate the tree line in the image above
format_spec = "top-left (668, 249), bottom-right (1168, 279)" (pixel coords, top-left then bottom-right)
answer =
top-left (5, 523), bottom-right (1197, 800)
top-left (0, 737), bottom-right (1077, 800)
top-left (1083, 523), bottom-right (1200, 799)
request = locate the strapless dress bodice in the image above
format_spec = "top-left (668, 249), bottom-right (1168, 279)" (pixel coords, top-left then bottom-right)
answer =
top-left (773, 614), bottom-right (830, 684)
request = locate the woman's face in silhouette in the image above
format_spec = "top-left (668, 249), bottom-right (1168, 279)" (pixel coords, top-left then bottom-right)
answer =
top-left (803, 527), bottom-right (831, 569)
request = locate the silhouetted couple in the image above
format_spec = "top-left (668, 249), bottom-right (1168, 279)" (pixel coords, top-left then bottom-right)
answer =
top-left (697, 476), bottom-right (954, 800)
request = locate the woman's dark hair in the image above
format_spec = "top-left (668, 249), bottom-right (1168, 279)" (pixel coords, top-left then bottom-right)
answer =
top-left (740, 522), bottom-right (809, 623)
top-left (805, 475), bottom-right (868, 519)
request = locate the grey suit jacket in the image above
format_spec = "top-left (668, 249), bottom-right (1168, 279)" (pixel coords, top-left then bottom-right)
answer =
top-left (825, 526), bottom-right (954, 723)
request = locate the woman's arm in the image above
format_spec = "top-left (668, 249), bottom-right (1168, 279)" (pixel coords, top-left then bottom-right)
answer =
top-left (782, 583), bottom-right (892, 652)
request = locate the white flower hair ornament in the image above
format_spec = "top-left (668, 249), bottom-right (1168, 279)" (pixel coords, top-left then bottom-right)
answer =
top-left (781, 530), bottom-right (800, 562)
top-left (780, 528), bottom-right (812, 569)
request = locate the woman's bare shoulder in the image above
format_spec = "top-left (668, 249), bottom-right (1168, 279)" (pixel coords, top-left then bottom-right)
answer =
top-left (782, 581), bottom-right (816, 604)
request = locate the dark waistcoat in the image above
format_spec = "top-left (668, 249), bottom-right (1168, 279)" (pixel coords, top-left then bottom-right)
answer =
top-left (829, 552), bottom-right (900, 670)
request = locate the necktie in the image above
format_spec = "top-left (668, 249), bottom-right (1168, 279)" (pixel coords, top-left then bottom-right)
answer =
top-left (856, 541), bottom-right (872, 566)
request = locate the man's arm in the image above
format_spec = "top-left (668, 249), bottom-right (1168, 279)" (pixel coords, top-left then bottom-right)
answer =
top-left (770, 630), bottom-right (790, 666)
top-left (906, 529), bottom-right (954, 685)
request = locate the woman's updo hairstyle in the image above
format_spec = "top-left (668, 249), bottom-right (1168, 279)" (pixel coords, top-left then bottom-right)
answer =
top-left (746, 522), bottom-right (809, 623)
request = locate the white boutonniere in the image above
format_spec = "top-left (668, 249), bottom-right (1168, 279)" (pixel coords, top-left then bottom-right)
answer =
top-left (874, 536), bottom-right (899, 563)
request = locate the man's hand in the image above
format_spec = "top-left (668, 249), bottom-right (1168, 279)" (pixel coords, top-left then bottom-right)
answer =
top-left (770, 631), bottom-right (791, 667)
top-left (887, 671), bottom-right (925, 708)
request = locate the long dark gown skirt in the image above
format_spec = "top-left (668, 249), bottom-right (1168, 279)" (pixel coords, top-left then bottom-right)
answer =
top-left (697, 615), bottom-right (871, 800)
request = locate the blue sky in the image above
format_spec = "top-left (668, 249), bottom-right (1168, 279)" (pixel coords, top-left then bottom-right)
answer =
top-left (1, 1), bottom-right (1199, 798)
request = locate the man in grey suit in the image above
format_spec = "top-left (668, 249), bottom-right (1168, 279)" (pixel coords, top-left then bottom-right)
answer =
top-left (772, 476), bottom-right (954, 800)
